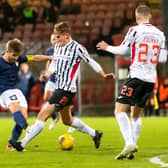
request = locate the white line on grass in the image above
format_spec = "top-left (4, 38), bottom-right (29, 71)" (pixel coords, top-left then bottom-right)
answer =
top-left (150, 155), bottom-right (168, 167)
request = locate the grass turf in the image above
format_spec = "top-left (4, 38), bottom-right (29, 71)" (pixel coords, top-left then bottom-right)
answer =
top-left (0, 117), bottom-right (167, 168)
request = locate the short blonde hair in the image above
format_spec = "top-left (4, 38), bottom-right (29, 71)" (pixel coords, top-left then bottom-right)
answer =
top-left (6, 38), bottom-right (23, 53)
top-left (54, 21), bottom-right (71, 35)
top-left (135, 5), bottom-right (151, 17)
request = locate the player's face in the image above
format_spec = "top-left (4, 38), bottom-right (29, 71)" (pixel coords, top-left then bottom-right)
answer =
top-left (7, 50), bottom-right (20, 63)
top-left (54, 32), bottom-right (70, 46)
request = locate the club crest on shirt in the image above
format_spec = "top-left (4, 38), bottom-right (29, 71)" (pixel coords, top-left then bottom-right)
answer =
top-left (15, 61), bottom-right (19, 67)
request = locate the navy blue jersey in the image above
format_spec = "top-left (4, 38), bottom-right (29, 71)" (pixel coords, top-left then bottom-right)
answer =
top-left (46, 47), bottom-right (54, 56)
top-left (46, 47), bottom-right (55, 82)
top-left (0, 54), bottom-right (28, 94)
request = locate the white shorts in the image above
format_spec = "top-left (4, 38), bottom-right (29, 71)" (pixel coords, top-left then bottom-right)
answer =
top-left (44, 81), bottom-right (56, 92)
top-left (0, 89), bottom-right (28, 109)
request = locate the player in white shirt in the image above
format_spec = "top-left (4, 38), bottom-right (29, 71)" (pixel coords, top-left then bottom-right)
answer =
top-left (10, 21), bottom-right (115, 151)
top-left (97, 4), bottom-right (167, 159)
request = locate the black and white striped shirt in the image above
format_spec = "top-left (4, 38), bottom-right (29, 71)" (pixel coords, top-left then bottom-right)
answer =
top-left (49, 40), bottom-right (102, 92)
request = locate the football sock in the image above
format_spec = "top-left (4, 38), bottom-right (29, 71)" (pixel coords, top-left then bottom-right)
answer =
top-left (13, 110), bottom-right (28, 129)
top-left (131, 118), bottom-right (142, 143)
top-left (71, 117), bottom-right (95, 137)
top-left (116, 112), bottom-right (134, 147)
top-left (10, 124), bottom-right (22, 142)
top-left (21, 120), bottom-right (45, 147)
top-left (51, 113), bottom-right (57, 120)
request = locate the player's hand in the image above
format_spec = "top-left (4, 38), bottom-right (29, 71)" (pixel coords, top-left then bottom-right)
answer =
top-left (39, 74), bottom-right (48, 81)
top-left (104, 73), bottom-right (115, 80)
top-left (96, 41), bottom-right (109, 51)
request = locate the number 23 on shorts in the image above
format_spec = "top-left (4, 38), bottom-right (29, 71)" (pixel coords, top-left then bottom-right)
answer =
top-left (121, 85), bottom-right (133, 97)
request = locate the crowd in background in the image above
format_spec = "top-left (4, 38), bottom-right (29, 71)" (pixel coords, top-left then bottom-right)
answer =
top-left (0, 0), bottom-right (167, 116)
top-left (0, 0), bottom-right (61, 33)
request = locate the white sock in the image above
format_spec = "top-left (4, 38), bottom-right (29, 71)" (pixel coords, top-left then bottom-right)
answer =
top-left (116, 112), bottom-right (134, 147)
top-left (131, 118), bottom-right (142, 144)
top-left (21, 120), bottom-right (46, 147)
top-left (71, 117), bottom-right (95, 137)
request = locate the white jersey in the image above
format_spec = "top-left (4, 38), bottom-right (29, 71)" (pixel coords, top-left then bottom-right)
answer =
top-left (48, 40), bottom-right (102, 92)
top-left (122, 23), bottom-right (167, 83)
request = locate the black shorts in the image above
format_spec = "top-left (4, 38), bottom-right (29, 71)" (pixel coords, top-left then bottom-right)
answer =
top-left (48, 89), bottom-right (75, 112)
top-left (116, 78), bottom-right (154, 108)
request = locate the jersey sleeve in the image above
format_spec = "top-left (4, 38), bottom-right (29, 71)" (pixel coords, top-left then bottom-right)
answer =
top-left (18, 54), bottom-right (28, 63)
top-left (121, 26), bottom-right (137, 47)
top-left (77, 45), bottom-right (102, 72)
top-left (158, 33), bottom-right (167, 63)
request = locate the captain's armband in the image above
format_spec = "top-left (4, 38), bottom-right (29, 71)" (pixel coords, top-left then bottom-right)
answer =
top-left (27, 55), bottom-right (35, 62)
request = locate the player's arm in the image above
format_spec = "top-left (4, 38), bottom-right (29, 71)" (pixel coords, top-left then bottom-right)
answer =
top-left (87, 57), bottom-right (115, 79)
top-left (45, 60), bottom-right (51, 70)
top-left (96, 27), bottom-right (136, 55)
top-left (158, 35), bottom-right (167, 63)
top-left (27, 54), bottom-right (52, 62)
top-left (39, 70), bottom-right (52, 81)
top-left (96, 41), bottom-right (129, 55)
top-left (158, 49), bottom-right (167, 63)
top-left (79, 47), bottom-right (115, 80)
top-left (39, 59), bottom-right (55, 81)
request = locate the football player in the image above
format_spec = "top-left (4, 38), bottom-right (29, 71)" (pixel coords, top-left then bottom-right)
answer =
top-left (97, 4), bottom-right (167, 159)
top-left (0, 38), bottom-right (52, 151)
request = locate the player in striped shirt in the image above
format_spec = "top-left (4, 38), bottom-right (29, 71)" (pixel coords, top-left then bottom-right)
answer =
top-left (97, 4), bottom-right (167, 159)
top-left (10, 21), bottom-right (115, 151)
top-left (0, 38), bottom-right (52, 151)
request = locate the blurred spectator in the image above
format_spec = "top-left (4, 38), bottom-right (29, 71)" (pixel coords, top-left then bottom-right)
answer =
top-left (0, 8), bottom-right (10, 32)
top-left (22, 1), bottom-right (37, 25)
top-left (50, 0), bottom-right (62, 9)
top-left (41, 0), bottom-right (58, 23)
top-left (9, 1), bottom-right (24, 28)
top-left (0, 0), bottom-right (13, 19)
top-left (159, 78), bottom-right (168, 102)
top-left (16, 63), bottom-right (35, 101)
top-left (110, 17), bottom-right (124, 35)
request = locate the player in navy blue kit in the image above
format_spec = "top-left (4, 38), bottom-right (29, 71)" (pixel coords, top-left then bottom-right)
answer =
top-left (0, 38), bottom-right (52, 151)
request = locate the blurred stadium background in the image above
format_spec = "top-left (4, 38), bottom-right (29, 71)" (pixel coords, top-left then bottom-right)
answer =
top-left (0, 0), bottom-right (168, 116)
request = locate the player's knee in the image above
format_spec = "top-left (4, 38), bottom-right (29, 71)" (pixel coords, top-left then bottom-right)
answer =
top-left (62, 119), bottom-right (72, 126)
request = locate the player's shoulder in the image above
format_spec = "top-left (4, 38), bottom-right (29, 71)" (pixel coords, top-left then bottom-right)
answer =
top-left (126, 25), bottom-right (138, 36)
top-left (151, 25), bottom-right (164, 35)
top-left (73, 40), bottom-right (87, 52)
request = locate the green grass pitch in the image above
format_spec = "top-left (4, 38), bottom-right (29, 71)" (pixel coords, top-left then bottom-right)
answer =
top-left (0, 116), bottom-right (167, 168)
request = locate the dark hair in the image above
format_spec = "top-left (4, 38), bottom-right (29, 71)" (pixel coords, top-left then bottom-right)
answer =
top-left (135, 5), bottom-right (151, 17)
top-left (6, 38), bottom-right (23, 53)
top-left (54, 21), bottom-right (71, 35)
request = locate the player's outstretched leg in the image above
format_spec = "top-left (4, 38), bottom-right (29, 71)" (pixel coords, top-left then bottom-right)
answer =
top-left (70, 117), bottom-right (103, 148)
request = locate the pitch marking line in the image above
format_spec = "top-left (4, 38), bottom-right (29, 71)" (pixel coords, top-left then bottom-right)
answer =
top-left (150, 155), bottom-right (168, 167)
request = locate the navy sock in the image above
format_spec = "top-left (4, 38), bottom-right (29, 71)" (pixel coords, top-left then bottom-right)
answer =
top-left (51, 113), bottom-right (57, 120)
top-left (10, 124), bottom-right (23, 142)
top-left (13, 111), bottom-right (28, 129)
